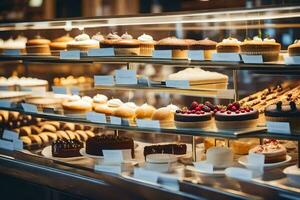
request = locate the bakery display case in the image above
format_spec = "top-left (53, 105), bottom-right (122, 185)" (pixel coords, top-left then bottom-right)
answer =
top-left (0, 5), bottom-right (300, 200)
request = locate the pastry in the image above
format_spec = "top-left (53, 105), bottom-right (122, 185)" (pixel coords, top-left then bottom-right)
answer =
top-left (265, 101), bottom-right (300, 133)
top-left (288, 40), bottom-right (300, 56)
top-left (65, 130), bottom-right (76, 140)
top-left (31, 125), bottom-right (41, 135)
top-left (20, 136), bottom-right (32, 146)
top-left (75, 130), bottom-right (88, 141)
top-left (66, 33), bottom-right (99, 51)
top-left (112, 105), bottom-right (136, 119)
top-left (216, 37), bottom-right (241, 53)
top-left (135, 103), bottom-right (156, 119)
top-left (85, 130), bottom-right (95, 138)
top-left (52, 139), bottom-right (83, 158)
top-left (41, 124), bottom-right (57, 132)
top-left (0, 36), bottom-right (27, 54)
top-left (138, 33), bottom-right (156, 56)
top-left (249, 139), bottom-right (287, 163)
top-left (26, 36), bottom-right (51, 55)
top-left (189, 38), bottom-right (217, 60)
top-left (151, 107), bottom-right (175, 128)
top-left (38, 133), bottom-right (49, 144)
top-left (145, 154), bottom-right (178, 173)
top-left (94, 98), bottom-right (123, 115)
top-left (100, 32), bottom-right (121, 48)
top-left (62, 95), bottom-right (93, 115)
top-left (19, 126), bottom-right (32, 136)
top-left (43, 132), bottom-right (58, 142)
top-left (240, 36), bottom-right (281, 62)
top-left (26, 97), bottom-right (63, 111)
top-left (143, 144), bottom-right (187, 157)
top-left (49, 34), bottom-right (74, 55)
top-left (231, 139), bottom-right (259, 155)
top-left (91, 32), bottom-right (105, 42)
top-left (56, 130), bottom-right (70, 140)
top-left (62, 123), bottom-right (75, 131)
top-left (92, 94), bottom-right (108, 108)
top-left (86, 135), bottom-right (134, 157)
top-left (155, 37), bottom-right (188, 59)
top-left (206, 147), bottom-right (233, 168)
top-left (114, 32), bottom-right (140, 56)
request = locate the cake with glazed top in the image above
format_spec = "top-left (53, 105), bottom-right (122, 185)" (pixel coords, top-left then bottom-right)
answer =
top-left (155, 37), bottom-right (188, 59)
top-left (52, 138), bottom-right (83, 158)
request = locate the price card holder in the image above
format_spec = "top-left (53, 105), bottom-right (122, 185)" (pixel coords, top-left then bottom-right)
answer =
top-left (3, 49), bottom-right (20, 56)
top-left (103, 149), bottom-right (132, 164)
top-left (60, 50), bottom-right (80, 60)
top-left (225, 167), bottom-right (254, 181)
top-left (86, 112), bottom-right (106, 123)
top-left (0, 139), bottom-right (14, 151)
top-left (136, 119), bottom-right (160, 129)
top-left (43, 107), bottom-right (55, 114)
top-left (115, 70), bottom-right (137, 85)
top-left (3, 130), bottom-right (19, 141)
top-left (193, 161), bottom-right (214, 173)
top-left (152, 50), bottom-right (172, 59)
top-left (88, 48), bottom-right (115, 57)
top-left (247, 153), bottom-right (264, 175)
top-left (158, 174), bottom-right (179, 191)
top-left (133, 168), bottom-right (160, 184)
top-left (94, 165), bottom-right (122, 174)
top-left (13, 139), bottom-right (23, 151)
top-left (284, 55), bottom-right (300, 65)
top-left (21, 103), bottom-right (38, 113)
top-left (165, 80), bottom-right (190, 89)
top-left (0, 100), bottom-right (11, 108)
top-left (110, 116), bottom-right (122, 125)
top-left (188, 50), bottom-right (204, 61)
top-left (94, 75), bottom-right (114, 86)
top-left (267, 121), bottom-right (291, 134)
top-left (241, 55), bottom-right (263, 64)
top-left (70, 87), bottom-right (80, 95)
top-left (52, 86), bottom-right (67, 94)
top-left (212, 53), bottom-right (241, 62)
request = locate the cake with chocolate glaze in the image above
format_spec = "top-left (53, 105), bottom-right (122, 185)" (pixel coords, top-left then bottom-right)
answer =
top-left (86, 135), bottom-right (134, 157)
top-left (144, 144), bottom-right (187, 157)
top-left (155, 37), bottom-right (188, 59)
top-left (215, 102), bottom-right (259, 130)
top-left (52, 139), bottom-right (83, 158)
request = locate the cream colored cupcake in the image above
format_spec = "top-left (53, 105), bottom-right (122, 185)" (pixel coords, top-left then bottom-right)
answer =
top-left (138, 33), bottom-right (156, 56)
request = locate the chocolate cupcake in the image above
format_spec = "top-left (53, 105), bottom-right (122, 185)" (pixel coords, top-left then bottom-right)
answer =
top-left (189, 38), bottom-right (217, 60)
top-left (114, 32), bottom-right (140, 56)
top-left (155, 37), bottom-right (188, 59)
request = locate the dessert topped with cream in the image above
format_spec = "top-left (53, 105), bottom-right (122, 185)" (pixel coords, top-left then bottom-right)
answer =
top-left (93, 94), bottom-right (108, 104)
top-left (68, 33), bottom-right (98, 45)
top-left (138, 33), bottom-right (154, 42)
top-left (91, 32), bottom-right (105, 42)
top-left (107, 98), bottom-right (123, 107)
top-left (121, 32), bottom-right (133, 40)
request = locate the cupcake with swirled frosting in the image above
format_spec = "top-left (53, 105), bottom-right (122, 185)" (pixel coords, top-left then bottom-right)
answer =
top-left (138, 33), bottom-right (156, 56)
top-left (66, 33), bottom-right (99, 51)
top-left (216, 37), bottom-right (241, 53)
top-left (114, 32), bottom-right (140, 56)
top-left (100, 32), bottom-right (121, 48)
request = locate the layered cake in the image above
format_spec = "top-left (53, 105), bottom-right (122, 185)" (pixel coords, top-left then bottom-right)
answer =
top-left (288, 40), bottom-right (300, 56)
top-left (155, 37), bottom-right (188, 59)
top-left (86, 135), bottom-right (134, 157)
top-left (144, 144), bottom-right (187, 157)
top-left (52, 139), bottom-right (83, 158)
top-left (215, 102), bottom-right (259, 130)
top-left (216, 37), bottom-right (241, 53)
top-left (26, 36), bottom-right (51, 55)
top-left (249, 139), bottom-right (287, 163)
top-left (189, 38), bottom-right (217, 60)
top-left (265, 101), bottom-right (300, 133)
top-left (206, 146), bottom-right (233, 168)
top-left (145, 153), bottom-right (178, 173)
top-left (114, 32), bottom-right (140, 56)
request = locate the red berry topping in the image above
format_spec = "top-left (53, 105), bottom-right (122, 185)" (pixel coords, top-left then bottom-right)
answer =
top-left (191, 110), bottom-right (196, 113)
top-left (200, 111), bottom-right (205, 114)
top-left (196, 111), bottom-right (201, 115)
top-left (181, 110), bottom-right (186, 114)
top-left (241, 110), bottom-right (245, 113)
top-left (245, 108), bottom-right (250, 112)
top-left (227, 111), bottom-right (231, 114)
top-left (187, 110), bottom-right (192, 114)
top-left (220, 109), bottom-right (226, 113)
top-left (233, 102), bottom-right (240, 109)
top-left (213, 109), bottom-right (218, 113)
top-left (231, 106), bottom-right (237, 112)
top-left (190, 101), bottom-right (199, 110)
top-left (195, 106), bottom-right (201, 111)
top-left (227, 103), bottom-right (233, 110)
top-left (235, 111), bottom-right (240, 114)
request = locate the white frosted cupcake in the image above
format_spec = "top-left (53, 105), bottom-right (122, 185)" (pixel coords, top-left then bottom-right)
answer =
top-left (138, 33), bottom-right (156, 56)
top-left (67, 33), bottom-right (99, 51)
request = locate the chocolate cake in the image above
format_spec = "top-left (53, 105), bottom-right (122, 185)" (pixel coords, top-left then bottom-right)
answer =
top-left (86, 135), bottom-right (134, 157)
top-left (52, 139), bottom-right (83, 158)
top-left (144, 144), bottom-right (187, 157)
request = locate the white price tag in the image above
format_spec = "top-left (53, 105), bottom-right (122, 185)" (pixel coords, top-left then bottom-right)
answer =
top-left (52, 86), bottom-right (67, 94)
top-left (188, 50), bottom-right (204, 60)
top-left (70, 87), bottom-right (80, 95)
top-left (110, 116), bottom-right (122, 125)
top-left (94, 75), bottom-right (114, 86)
top-left (284, 55), bottom-right (300, 65)
top-left (60, 50), bottom-right (80, 60)
top-left (26, 87), bottom-right (46, 96)
top-left (133, 168), bottom-right (159, 183)
top-left (136, 119), bottom-right (160, 129)
top-left (267, 121), bottom-right (291, 134)
top-left (3, 130), bottom-right (19, 140)
top-left (152, 50), bottom-right (172, 59)
top-left (94, 165), bottom-right (122, 174)
top-left (2, 49), bottom-right (20, 56)
top-left (115, 70), bottom-right (137, 85)
top-left (193, 161), bottom-right (214, 173)
top-left (165, 80), bottom-right (190, 89)
top-left (248, 153), bottom-right (265, 166)
top-left (241, 55), bottom-right (263, 64)
top-left (0, 139), bottom-right (14, 151)
top-left (21, 103), bottom-right (38, 113)
top-left (86, 112), bottom-right (107, 123)
top-left (212, 53), bottom-right (241, 62)
top-left (88, 48), bottom-right (115, 57)
top-left (225, 167), bottom-right (254, 181)
top-left (0, 100), bottom-right (11, 108)
top-left (103, 149), bottom-right (132, 163)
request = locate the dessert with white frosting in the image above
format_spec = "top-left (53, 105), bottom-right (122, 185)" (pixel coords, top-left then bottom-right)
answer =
top-left (114, 32), bottom-right (140, 56)
top-left (92, 94), bottom-right (108, 107)
top-left (94, 98), bottom-right (123, 115)
top-left (145, 153), bottom-right (178, 172)
top-left (0, 36), bottom-right (27, 54)
top-left (135, 103), bottom-right (156, 119)
top-left (67, 33), bottom-right (99, 51)
top-left (216, 37), bottom-right (241, 53)
top-left (100, 32), bottom-right (121, 48)
top-left (0, 76), bottom-right (48, 91)
top-left (138, 33), bottom-right (156, 56)
top-left (62, 95), bottom-right (93, 115)
top-left (206, 146), bottom-right (233, 168)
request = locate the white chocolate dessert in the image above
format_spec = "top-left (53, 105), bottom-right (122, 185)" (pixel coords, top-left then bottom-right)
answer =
top-left (206, 146), bottom-right (233, 168)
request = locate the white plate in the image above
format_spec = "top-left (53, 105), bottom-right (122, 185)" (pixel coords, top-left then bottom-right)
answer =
top-left (283, 165), bottom-right (300, 186)
top-left (79, 148), bottom-right (104, 159)
top-left (42, 146), bottom-right (83, 161)
top-left (186, 165), bottom-right (225, 177)
top-left (238, 155), bottom-right (292, 168)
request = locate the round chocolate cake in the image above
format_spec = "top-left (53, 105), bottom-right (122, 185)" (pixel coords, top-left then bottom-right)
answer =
top-left (52, 139), bottom-right (83, 158)
top-left (86, 135), bottom-right (134, 157)
top-left (143, 144), bottom-right (187, 157)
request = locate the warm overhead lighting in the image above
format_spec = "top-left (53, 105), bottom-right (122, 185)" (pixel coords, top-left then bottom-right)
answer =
top-left (29, 0), bottom-right (43, 7)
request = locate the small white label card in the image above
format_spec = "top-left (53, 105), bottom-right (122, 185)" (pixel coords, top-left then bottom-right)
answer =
top-left (247, 153), bottom-right (264, 175)
top-left (193, 161), bottom-right (214, 173)
top-left (0, 139), bottom-right (14, 151)
top-left (86, 112), bottom-right (106, 123)
top-left (94, 165), bottom-right (122, 174)
top-left (266, 121), bottom-right (291, 134)
top-left (70, 87), bottom-right (80, 95)
top-left (136, 119), bottom-right (160, 129)
top-left (103, 149), bottom-right (132, 164)
top-left (188, 50), bottom-right (204, 60)
top-left (284, 55), bottom-right (300, 65)
top-left (110, 116), bottom-right (122, 125)
top-left (52, 86), bottom-right (67, 94)
top-left (88, 48), bottom-right (115, 57)
top-left (165, 80), bottom-right (190, 89)
top-left (133, 168), bottom-right (160, 184)
top-left (3, 130), bottom-right (19, 141)
top-left (60, 50), bottom-right (80, 60)
top-left (241, 55), bottom-right (263, 64)
top-left (115, 70), bottom-right (137, 85)
top-left (13, 139), bottom-right (23, 151)
top-left (225, 167), bottom-right (254, 181)
top-left (3, 49), bottom-right (20, 56)
top-left (152, 50), bottom-right (172, 59)
top-left (27, 87), bottom-right (47, 96)
top-left (212, 53), bottom-right (241, 62)
top-left (21, 103), bottom-right (38, 113)
top-left (94, 75), bottom-right (114, 86)
top-left (0, 100), bottom-right (11, 108)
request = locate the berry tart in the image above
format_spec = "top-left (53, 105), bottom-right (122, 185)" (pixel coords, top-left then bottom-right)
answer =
top-left (174, 101), bottom-right (220, 129)
top-left (215, 102), bottom-right (259, 130)
top-left (52, 139), bottom-right (83, 158)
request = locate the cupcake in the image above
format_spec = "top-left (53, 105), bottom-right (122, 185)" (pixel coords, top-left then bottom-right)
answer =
top-left (151, 107), bottom-right (175, 128)
top-left (114, 32), bottom-right (140, 56)
top-left (155, 37), bottom-right (188, 59)
top-left (189, 38), bottom-right (217, 60)
top-left (91, 32), bottom-right (105, 43)
top-left (26, 36), bottom-right (51, 55)
top-left (240, 36), bottom-right (281, 62)
top-left (216, 37), bottom-right (241, 53)
top-left (100, 32), bottom-right (121, 48)
top-left (135, 103), bottom-right (156, 119)
top-left (50, 34), bottom-right (74, 55)
top-left (66, 33), bottom-right (99, 51)
top-left (62, 95), bottom-right (93, 115)
top-left (92, 94), bottom-right (108, 108)
top-left (288, 40), bottom-right (300, 56)
top-left (94, 98), bottom-right (123, 115)
top-left (1, 36), bottom-right (27, 54)
top-left (138, 33), bottom-right (156, 56)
